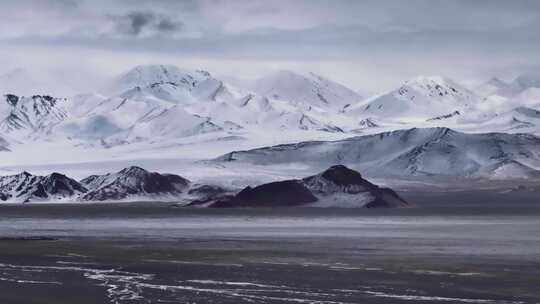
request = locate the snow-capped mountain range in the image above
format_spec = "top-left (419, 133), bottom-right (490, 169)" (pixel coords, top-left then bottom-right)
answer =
top-left (345, 76), bottom-right (479, 123)
top-left (1, 63), bottom-right (540, 185)
top-left (0, 166), bottom-right (191, 203)
top-left (0, 165), bottom-right (408, 208)
top-left (218, 127), bottom-right (540, 179)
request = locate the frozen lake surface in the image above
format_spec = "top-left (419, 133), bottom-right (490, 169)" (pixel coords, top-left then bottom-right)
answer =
top-left (0, 202), bottom-right (539, 303)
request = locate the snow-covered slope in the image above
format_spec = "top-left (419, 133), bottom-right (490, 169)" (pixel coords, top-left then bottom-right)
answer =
top-left (0, 172), bottom-right (87, 203)
top-left (126, 106), bottom-right (223, 141)
top-left (218, 127), bottom-right (540, 179)
top-left (250, 70), bottom-right (362, 111)
top-left (105, 64), bottom-right (231, 103)
top-left (185, 97), bottom-right (343, 133)
top-left (0, 94), bottom-right (68, 136)
top-left (55, 88), bottom-right (227, 144)
top-left (471, 107), bottom-right (540, 134)
top-left (346, 76), bottom-right (480, 123)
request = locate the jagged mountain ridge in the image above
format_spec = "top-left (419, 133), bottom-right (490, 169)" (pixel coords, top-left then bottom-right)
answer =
top-left (0, 165), bottom-right (408, 207)
top-left (107, 65), bottom-right (219, 98)
top-left (0, 172), bottom-right (87, 202)
top-left (0, 166), bottom-right (191, 203)
top-left (218, 127), bottom-right (540, 179)
top-left (80, 166), bottom-right (191, 201)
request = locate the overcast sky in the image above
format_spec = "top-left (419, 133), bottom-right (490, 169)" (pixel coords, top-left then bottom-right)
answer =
top-left (0, 0), bottom-right (539, 93)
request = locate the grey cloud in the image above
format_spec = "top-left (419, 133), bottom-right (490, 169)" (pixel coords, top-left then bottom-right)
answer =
top-left (113, 10), bottom-right (183, 37)
top-left (0, 0), bottom-right (539, 91)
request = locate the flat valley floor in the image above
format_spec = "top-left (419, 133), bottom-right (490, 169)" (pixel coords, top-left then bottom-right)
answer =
top-left (0, 191), bottom-right (539, 304)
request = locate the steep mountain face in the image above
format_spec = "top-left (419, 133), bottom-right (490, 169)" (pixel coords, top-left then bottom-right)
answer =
top-left (218, 127), bottom-right (540, 179)
top-left (347, 76), bottom-right (479, 122)
top-left (0, 172), bottom-right (87, 203)
top-left (0, 94), bottom-right (68, 135)
top-left (251, 70), bottom-right (362, 111)
top-left (201, 165), bottom-right (410, 208)
top-left (81, 166), bottom-right (190, 201)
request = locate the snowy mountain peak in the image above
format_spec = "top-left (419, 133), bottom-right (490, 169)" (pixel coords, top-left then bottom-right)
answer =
top-left (406, 75), bottom-right (449, 85)
top-left (301, 165), bottom-right (410, 208)
top-left (80, 166), bottom-right (191, 201)
top-left (0, 171), bottom-right (87, 202)
top-left (118, 166), bottom-right (149, 176)
top-left (352, 76), bottom-right (478, 121)
top-left (109, 64), bottom-right (214, 94)
top-left (402, 75), bottom-right (467, 95)
top-left (303, 165), bottom-right (370, 192)
top-left (251, 70), bottom-right (362, 110)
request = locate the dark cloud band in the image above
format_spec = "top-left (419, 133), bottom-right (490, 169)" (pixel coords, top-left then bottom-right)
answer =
top-left (112, 10), bottom-right (183, 37)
